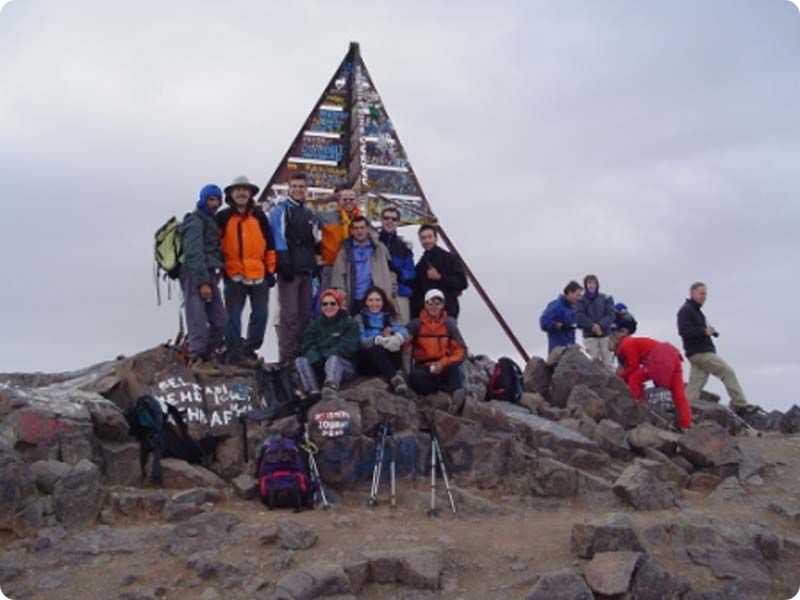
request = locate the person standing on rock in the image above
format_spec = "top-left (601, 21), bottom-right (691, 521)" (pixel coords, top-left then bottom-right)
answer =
top-left (295, 289), bottom-right (361, 402)
top-left (270, 172), bottom-right (320, 362)
top-left (317, 187), bottom-right (362, 290)
top-left (610, 333), bottom-right (692, 430)
top-left (330, 215), bottom-right (395, 315)
top-left (378, 206), bottom-right (415, 324)
top-left (354, 286), bottom-right (410, 397)
top-left (216, 176), bottom-right (276, 367)
top-left (406, 289), bottom-right (467, 411)
top-left (574, 274), bottom-right (616, 368)
top-left (411, 225), bottom-right (468, 320)
top-left (539, 281), bottom-right (583, 355)
top-left (178, 184), bottom-right (227, 372)
top-left (677, 282), bottom-right (755, 415)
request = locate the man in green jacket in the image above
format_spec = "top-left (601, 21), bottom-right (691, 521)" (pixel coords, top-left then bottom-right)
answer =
top-left (295, 288), bottom-right (361, 401)
top-left (179, 184), bottom-right (227, 372)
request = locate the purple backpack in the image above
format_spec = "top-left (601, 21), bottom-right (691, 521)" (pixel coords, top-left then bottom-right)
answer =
top-left (257, 437), bottom-right (315, 511)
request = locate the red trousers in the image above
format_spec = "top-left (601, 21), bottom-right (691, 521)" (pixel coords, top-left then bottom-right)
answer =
top-left (625, 366), bottom-right (692, 429)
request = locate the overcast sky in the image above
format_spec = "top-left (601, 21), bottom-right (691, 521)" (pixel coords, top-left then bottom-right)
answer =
top-left (1, 0), bottom-right (798, 411)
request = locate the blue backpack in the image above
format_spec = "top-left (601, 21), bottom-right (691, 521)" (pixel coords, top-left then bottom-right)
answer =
top-left (257, 436), bottom-right (316, 511)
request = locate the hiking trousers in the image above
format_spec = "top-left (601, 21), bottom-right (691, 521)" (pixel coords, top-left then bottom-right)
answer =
top-left (686, 352), bottom-right (748, 407)
top-left (625, 366), bottom-right (692, 430)
top-left (180, 269), bottom-right (226, 358)
top-left (408, 362), bottom-right (463, 395)
top-left (295, 355), bottom-right (356, 392)
top-left (358, 345), bottom-right (402, 382)
top-left (277, 274), bottom-right (313, 363)
top-left (395, 296), bottom-right (411, 325)
top-left (584, 336), bottom-right (615, 369)
top-left (223, 278), bottom-right (269, 355)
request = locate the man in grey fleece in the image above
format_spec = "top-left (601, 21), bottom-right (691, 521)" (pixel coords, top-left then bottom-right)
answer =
top-left (179, 184), bottom-right (227, 371)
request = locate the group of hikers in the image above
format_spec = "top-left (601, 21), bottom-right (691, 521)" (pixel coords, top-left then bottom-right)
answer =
top-left (540, 276), bottom-right (756, 430)
top-left (177, 171), bottom-right (754, 431)
top-left (178, 172), bottom-right (468, 408)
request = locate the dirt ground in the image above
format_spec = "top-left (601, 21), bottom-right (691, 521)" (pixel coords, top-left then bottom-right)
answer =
top-left (4, 434), bottom-right (800, 600)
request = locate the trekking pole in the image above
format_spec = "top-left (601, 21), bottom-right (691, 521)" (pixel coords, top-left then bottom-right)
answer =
top-left (427, 430), bottom-right (438, 517)
top-left (433, 436), bottom-right (457, 514)
top-left (368, 421), bottom-right (388, 507)
top-left (302, 424), bottom-right (330, 510)
top-left (389, 425), bottom-right (397, 511)
top-left (720, 405), bottom-right (762, 437)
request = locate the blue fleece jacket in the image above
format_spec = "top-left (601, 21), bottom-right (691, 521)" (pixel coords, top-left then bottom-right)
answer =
top-left (356, 309), bottom-right (409, 344)
top-left (539, 295), bottom-right (577, 353)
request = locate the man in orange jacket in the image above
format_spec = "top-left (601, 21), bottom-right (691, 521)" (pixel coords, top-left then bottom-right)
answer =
top-left (611, 333), bottom-right (692, 430)
top-left (317, 188), bottom-right (361, 290)
top-left (405, 289), bottom-right (468, 411)
top-left (216, 176), bottom-right (277, 366)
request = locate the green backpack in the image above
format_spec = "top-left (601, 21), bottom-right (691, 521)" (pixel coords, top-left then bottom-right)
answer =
top-left (154, 217), bottom-right (183, 304)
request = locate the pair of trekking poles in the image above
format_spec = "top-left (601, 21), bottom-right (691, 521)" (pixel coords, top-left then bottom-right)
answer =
top-left (367, 418), bottom-right (457, 516)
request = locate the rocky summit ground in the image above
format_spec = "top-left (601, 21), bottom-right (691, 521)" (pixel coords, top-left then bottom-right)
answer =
top-left (2, 345), bottom-right (800, 600)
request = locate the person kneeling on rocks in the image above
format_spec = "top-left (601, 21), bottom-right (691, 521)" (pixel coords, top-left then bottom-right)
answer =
top-left (610, 332), bottom-right (693, 430)
top-left (354, 286), bottom-right (410, 397)
top-left (405, 289), bottom-right (467, 411)
top-left (295, 289), bottom-right (361, 402)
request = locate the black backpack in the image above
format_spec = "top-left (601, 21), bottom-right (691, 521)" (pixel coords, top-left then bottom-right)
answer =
top-left (125, 395), bottom-right (219, 484)
top-left (485, 357), bottom-right (523, 403)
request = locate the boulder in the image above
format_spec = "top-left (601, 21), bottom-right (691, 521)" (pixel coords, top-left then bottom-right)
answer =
top-left (99, 441), bottom-right (140, 487)
top-left (628, 424), bottom-right (681, 455)
top-left (571, 512), bottom-right (645, 558)
top-left (528, 457), bottom-right (579, 497)
top-left (779, 405), bottom-right (800, 434)
top-left (278, 519), bottom-right (318, 550)
top-left (110, 490), bottom-right (169, 519)
top-left (549, 347), bottom-right (644, 428)
top-left (677, 422), bottom-right (742, 478)
top-left (0, 402), bottom-right (96, 463)
top-left (308, 395), bottom-right (363, 438)
top-left (523, 567), bottom-right (593, 600)
top-left (364, 546), bottom-right (443, 590)
top-left (232, 473), bottom-right (258, 500)
top-left (274, 562), bottom-right (352, 600)
top-left (86, 399), bottom-right (131, 442)
top-left (692, 399), bottom-right (743, 434)
top-left (593, 419), bottom-right (633, 460)
top-left (518, 392), bottom-right (547, 415)
top-left (743, 409), bottom-right (782, 431)
top-left (340, 378), bottom-right (418, 433)
top-left (30, 459), bottom-right (72, 494)
top-left (159, 458), bottom-right (227, 489)
top-left (642, 448), bottom-right (689, 487)
top-left (53, 459), bottom-right (103, 529)
top-left (566, 384), bottom-right (606, 422)
top-left (461, 399), bottom-right (512, 433)
top-left (584, 551), bottom-right (642, 596)
top-left (630, 555), bottom-right (692, 599)
top-left (186, 550), bottom-right (242, 580)
top-left (522, 356), bottom-right (550, 396)
top-left (171, 487), bottom-right (222, 504)
top-left (314, 434), bottom-right (375, 486)
top-left (612, 459), bottom-right (680, 510)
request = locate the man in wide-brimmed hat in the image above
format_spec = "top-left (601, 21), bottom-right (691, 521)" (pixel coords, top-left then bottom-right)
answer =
top-left (216, 175), bottom-right (276, 367)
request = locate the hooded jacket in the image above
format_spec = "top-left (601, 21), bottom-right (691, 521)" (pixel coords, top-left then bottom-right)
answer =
top-left (269, 197), bottom-right (320, 277)
top-left (216, 197), bottom-right (276, 282)
top-left (179, 189), bottom-right (224, 288)
top-left (575, 284), bottom-right (616, 338)
top-left (616, 336), bottom-right (683, 388)
top-left (330, 233), bottom-right (394, 311)
top-left (318, 204), bottom-right (362, 266)
top-left (405, 310), bottom-right (466, 368)
top-left (677, 298), bottom-right (716, 357)
top-left (379, 230), bottom-right (415, 298)
top-left (355, 309), bottom-right (409, 347)
top-left (301, 310), bottom-right (361, 365)
top-left (540, 296), bottom-right (577, 353)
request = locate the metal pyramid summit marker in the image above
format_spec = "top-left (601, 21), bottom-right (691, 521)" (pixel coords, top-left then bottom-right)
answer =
top-left (259, 42), bottom-right (435, 225)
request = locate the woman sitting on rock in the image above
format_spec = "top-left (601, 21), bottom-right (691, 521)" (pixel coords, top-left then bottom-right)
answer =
top-left (354, 286), bottom-right (410, 397)
top-left (295, 289), bottom-right (361, 402)
top-left (609, 331), bottom-right (692, 431)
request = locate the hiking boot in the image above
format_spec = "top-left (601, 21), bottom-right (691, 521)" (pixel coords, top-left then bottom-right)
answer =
top-left (730, 402), bottom-right (758, 415)
top-left (321, 384), bottom-right (339, 403)
top-left (189, 356), bottom-right (220, 374)
top-left (390, 373), bottom-right (411, 398)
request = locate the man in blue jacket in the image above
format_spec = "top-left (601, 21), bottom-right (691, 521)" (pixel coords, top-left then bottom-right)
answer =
top-left (540, 281), bottom-right (583, 354)
top-left (575, 274), bottom-right (616, 368)
top-left (378, 206), bottom-right (415, 323)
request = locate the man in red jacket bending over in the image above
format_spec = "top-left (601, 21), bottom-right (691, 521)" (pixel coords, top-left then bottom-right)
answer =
top-left (610, 333), bottom-right (692, 430)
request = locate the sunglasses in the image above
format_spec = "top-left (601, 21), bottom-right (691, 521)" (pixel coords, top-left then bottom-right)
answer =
top-left (382, 216), bottom-right (399, 221)
top-left (321, 301), bottom-right (338, 307)
top-left (426, 298), bottom-right (444, 305)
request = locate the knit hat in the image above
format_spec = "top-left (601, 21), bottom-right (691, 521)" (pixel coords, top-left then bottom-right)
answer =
top-left (197, 184), bottom-right (222, 215)
top-left (424, 289), bottom-right (445, 303)
top-left (224, 175), bottom-right (260, 197)
top-left (614, 302), bottom-right (628, 312)
top-left (320, 288), bottom-right (346, 309)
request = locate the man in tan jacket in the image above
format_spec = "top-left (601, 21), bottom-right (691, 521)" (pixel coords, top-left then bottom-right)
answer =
top-left (331, 216), bottom-right (394, 315)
